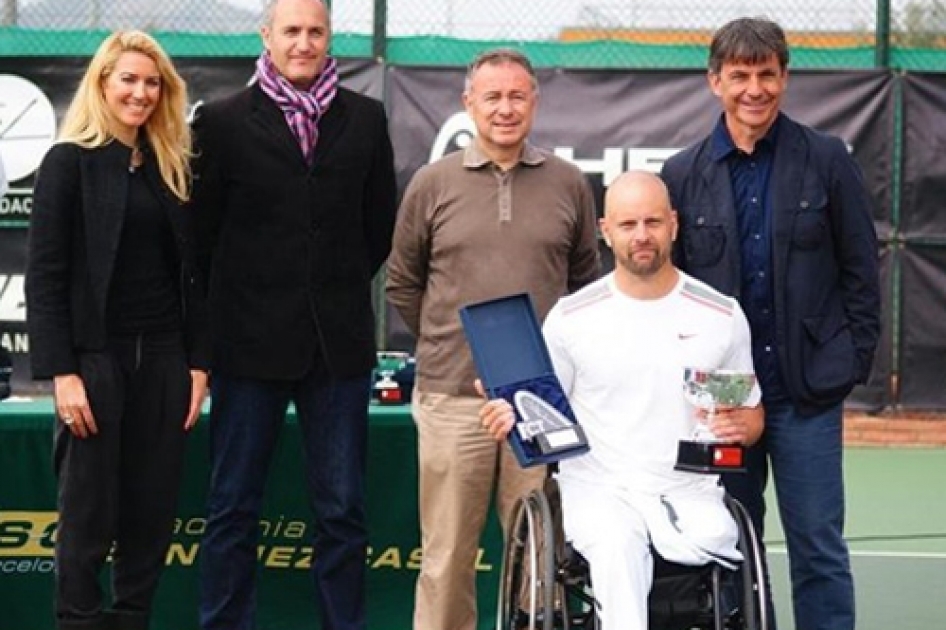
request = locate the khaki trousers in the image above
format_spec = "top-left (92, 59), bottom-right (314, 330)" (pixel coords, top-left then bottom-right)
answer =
top-left (412, 390), bottom-right (546, 630)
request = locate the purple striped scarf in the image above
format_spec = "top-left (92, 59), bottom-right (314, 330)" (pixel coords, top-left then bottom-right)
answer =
top-left (255, 52), bottom-right (338, 162)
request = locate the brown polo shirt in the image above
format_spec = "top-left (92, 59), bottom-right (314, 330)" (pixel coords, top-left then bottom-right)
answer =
top-left (387, 142), bottom-right (601, 396)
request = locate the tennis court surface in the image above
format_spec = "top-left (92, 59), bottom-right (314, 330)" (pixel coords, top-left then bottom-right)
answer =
top-left (764, 448), bottom-right (946, 630)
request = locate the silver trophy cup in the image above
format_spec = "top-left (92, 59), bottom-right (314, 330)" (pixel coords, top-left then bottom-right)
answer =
top-left (674, 368), bottom-right (756, 474)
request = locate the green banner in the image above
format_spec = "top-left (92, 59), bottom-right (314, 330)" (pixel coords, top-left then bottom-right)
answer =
top-left (0, 400), bottom-right (503, 630)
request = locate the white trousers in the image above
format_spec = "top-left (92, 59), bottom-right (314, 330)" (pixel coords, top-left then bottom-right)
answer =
top-left (557, 476), bottom-right (741, 630)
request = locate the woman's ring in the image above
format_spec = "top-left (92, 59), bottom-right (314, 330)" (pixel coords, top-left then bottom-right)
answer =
top-left (62, 416), bottom-right (74, 425)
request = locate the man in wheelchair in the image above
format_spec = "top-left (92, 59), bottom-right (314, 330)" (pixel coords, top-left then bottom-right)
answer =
top-left (480, 171), bottom-right (764, 630)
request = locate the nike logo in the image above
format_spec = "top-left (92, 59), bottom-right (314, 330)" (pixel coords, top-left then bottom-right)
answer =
top-left (678, 333), bottom-right (698, 340)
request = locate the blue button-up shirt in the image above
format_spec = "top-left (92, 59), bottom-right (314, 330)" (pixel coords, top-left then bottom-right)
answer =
top-left (710, 115), bottom-right (788, 403)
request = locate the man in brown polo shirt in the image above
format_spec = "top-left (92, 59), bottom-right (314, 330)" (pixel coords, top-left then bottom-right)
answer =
top-left (386, 48), bottom-right (601, 630)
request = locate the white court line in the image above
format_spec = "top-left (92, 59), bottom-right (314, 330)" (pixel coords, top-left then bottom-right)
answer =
top-left (766, 547), bottom-right (946, 560)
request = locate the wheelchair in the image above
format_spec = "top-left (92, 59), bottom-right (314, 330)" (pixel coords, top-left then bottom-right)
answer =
top-left (496, 478), bottom-right (770, 630)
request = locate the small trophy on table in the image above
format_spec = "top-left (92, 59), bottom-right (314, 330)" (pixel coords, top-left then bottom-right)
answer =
top-left (675, 368), bottom-right (756, 474)
top-left (373, 351), bottom-right (410, 405)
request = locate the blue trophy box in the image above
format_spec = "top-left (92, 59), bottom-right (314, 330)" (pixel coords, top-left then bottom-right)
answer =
top-left (460, 293), bottom-right (589, 468)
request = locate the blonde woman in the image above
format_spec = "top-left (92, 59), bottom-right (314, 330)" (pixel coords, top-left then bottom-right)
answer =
top-left (25, 30), bottom-right (209, 630)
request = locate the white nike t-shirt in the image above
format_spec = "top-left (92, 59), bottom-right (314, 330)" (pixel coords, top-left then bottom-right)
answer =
top-left (545, 271), bottom-right (761, 497)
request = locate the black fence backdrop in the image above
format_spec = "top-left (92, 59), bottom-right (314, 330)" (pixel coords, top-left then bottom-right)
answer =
top-left (896, 74), bottom-right (946, 408)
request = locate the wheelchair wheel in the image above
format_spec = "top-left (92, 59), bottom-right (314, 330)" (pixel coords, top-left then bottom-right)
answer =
top-left (497, 488), bottom-right (559, 630)
top-left (725, 496), bottom-right (770, 630)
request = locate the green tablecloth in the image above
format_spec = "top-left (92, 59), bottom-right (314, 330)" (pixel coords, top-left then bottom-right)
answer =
top-left (0, 398), bottom-right (503, 630)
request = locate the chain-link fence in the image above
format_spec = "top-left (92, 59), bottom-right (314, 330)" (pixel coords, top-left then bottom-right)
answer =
top-left (0, 0), bottom-right (945, 68)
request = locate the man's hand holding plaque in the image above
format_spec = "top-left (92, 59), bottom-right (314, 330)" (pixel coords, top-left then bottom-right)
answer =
top-left (461, 293), bottom-right (590, 467)
top-left (675, 368), bottom-right (756, 474)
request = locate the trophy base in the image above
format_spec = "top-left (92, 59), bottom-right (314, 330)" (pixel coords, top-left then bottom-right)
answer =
top-left (372, 377), bottom-right (403, 405)
top-left (536, 425), bottom-right (589, 458)
top-left (674, 440), bottom-right (745, 474)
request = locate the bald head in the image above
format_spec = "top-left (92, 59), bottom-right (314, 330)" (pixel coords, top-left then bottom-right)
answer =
top-left (604, 171), bottom-right (672, 220)
top-left (600, 170), bottom-right (678, 285)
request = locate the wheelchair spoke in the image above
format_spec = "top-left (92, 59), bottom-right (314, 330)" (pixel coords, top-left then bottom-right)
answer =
top-left (498, 499), bottom-right (528, 630)
top-left (497, 489), bottom-right (559, 630)
top-left (726, 495), bottom-right (770, 630)
top-left (524, 496), bottom-right (541, 629)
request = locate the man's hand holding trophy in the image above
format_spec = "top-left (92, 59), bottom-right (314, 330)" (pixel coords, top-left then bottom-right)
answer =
top-left (674, 367), bottom-right (757, 474)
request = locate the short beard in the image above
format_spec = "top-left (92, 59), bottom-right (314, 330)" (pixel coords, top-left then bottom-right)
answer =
top-left (619, 247), bottom-right (668, 278)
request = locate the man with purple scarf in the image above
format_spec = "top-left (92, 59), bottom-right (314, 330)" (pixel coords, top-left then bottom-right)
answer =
top-left (191, 0), bottom-right (397, 628)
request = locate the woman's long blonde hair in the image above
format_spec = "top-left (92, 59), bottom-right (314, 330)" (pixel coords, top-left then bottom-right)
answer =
top-left (59, 30), bottom-right (192, 202)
